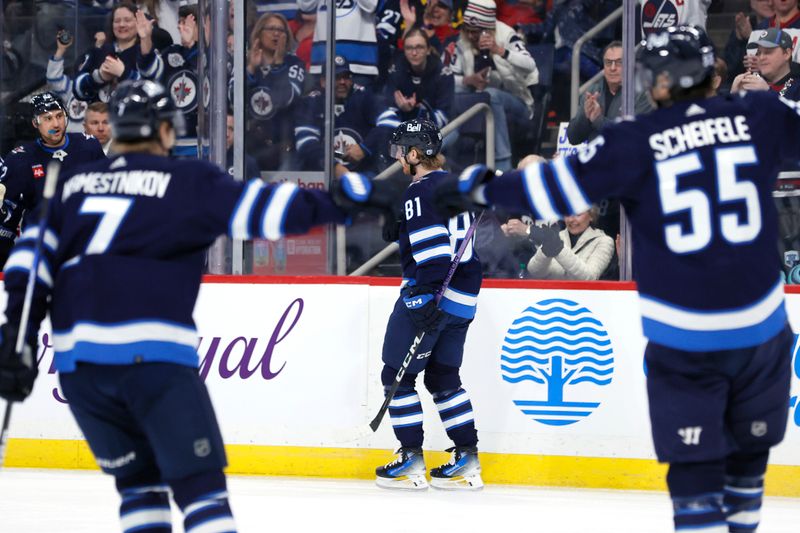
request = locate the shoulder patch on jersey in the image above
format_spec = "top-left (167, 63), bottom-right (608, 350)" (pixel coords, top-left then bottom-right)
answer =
top-left (11, 146), bottom-right (25, 154)
top-left (168, 53), bottom-right (185, 68)
top-left (686, 104), bottom-right (706, 117)
top-left (109, 156), bottom-right (127, 169)
top-left (83, 133), bottom-right (94, 140)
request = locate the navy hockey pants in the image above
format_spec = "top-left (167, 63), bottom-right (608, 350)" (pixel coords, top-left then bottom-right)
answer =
top-left (645, 324), bottom-right (793, 464)
top-left (59, 362), bottom-right (227, 483)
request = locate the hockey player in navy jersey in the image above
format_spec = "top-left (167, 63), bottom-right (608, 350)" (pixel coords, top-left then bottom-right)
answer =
top-left (0, 79), bottom-right (390, 532)
top-left (372, 119), bottom-right (484, 491)
top-left (432, 26), bottom-right (797, 531)
top-left (0, 92), bottom-right (106, 267)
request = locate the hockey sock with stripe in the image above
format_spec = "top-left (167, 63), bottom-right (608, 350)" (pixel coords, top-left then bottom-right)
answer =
top-left (433, 388), bottom-right (477, 447)
top-left (119, 484), bottom-right (172, 533)
top-left (170, 470), bottom-right (236, 533)
top-left (667, 461), bottom-right (726, 531)
top-left (725, 451), bottom-right (768, 532)
top-left (388, 390), bottom-right (424, 448)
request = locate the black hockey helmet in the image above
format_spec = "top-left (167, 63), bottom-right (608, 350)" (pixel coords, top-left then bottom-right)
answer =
top-left (109, 79), bottom-right (186, 142)
top-left (390, 119), bottom-right (443, 159)
top-left (30, 92), bottom-right (66, 122)
top-left (636, 25), bottom-right (715, 93)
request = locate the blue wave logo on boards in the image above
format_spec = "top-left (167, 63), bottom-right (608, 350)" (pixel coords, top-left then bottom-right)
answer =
top-left (790, 334), bottom-right (800, 429)
top-left (501, 298), bottom-right (614, 426)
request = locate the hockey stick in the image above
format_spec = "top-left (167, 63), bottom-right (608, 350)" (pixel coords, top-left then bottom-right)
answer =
top-left (369, 210), bottom-right (484, 432)
top-left (0, 161), bottom-right (60, 469)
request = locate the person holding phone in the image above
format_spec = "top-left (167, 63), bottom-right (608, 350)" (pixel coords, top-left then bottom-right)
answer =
top-left (446, 0), bottom-right (538, 170)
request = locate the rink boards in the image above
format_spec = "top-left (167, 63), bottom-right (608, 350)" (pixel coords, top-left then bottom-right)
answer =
top-left (3, 277), bottom-right (800, 496)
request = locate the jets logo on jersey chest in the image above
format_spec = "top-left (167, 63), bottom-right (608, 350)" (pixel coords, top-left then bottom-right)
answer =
top-left (168, 70), bottom-right (199, 112)
top-left (32, 164), bottom-right (45, 178)
top-left (67, 96), bottom-right (88, 121)
top-left (250, 88), bottom-right (275, 118)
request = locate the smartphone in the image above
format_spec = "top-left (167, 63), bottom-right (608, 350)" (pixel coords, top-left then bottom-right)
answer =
top-left (57, 29), bottom-right (73, 46)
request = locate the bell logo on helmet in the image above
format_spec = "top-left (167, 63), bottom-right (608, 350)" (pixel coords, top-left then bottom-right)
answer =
top-left (407, 123), bottom-right (422, 132)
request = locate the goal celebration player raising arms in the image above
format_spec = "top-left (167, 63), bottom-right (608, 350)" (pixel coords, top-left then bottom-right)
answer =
top-left (0, 79), bottom-right (390, 533)
top-left (433, 27), bottom-right (797, 532)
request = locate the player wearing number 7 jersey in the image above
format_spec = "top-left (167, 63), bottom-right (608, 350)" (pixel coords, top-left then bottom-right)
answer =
top-left (436, 26), bottom-right (797, 532)
top-left (0, 80), bottom-right (391, 533)
top-left (373, 119), bottom-right (484, 491)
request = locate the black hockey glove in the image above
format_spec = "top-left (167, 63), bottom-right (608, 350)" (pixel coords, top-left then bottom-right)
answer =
top-left (333, 172), bottom-right (397, 221)
top-left (538, 223), bottom-right (564, 258)
top-left (402, 284), bottom-right (445, 333)
top-left (0, 324), bottom-right (39, 403)
top-left (434, 164), bottom-right (494, 218)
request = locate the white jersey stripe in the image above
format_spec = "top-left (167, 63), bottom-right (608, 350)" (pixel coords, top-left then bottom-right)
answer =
top-left (186, 516), bottom-right (237, 533)
top-left (551, 157), bottom-right (591, 215)
top-left (53, 321), bottom-right (198, 352)
top-left (230, 180), bottom-right (265, 239)
top-left (262, 183), bottom-right (298, 240)
top-left (523, 163), bottom-right (559, 221)
top-left (413, 244), bottom-right (451, 264)
top-left (120, 508), bottom-right (171, 532)
top-left (409, 225), bottom-right (448, 246)
top-left (639, 279), bottom-right (784, 332)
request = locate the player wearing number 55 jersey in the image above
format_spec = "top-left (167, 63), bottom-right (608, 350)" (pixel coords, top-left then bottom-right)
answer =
top-left (0, 80), bottom-right (387, 533)
top-left (373, 119), bottom-right (483, 491)
top-left (437, 26), bottom-right (798, 532)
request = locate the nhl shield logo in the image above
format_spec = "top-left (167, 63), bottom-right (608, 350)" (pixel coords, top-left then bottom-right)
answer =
top-left (193, 438), bottom-right (211, 457)
top-left (167, 52), bottom-right (185, 68)
top-left (751, 421), bottom-right (768, 437)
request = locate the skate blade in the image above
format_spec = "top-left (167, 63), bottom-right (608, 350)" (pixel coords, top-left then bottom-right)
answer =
top-left (430, 474), bottom-right (484, 491)
top-left (375, 475), bottom-right (429, 491)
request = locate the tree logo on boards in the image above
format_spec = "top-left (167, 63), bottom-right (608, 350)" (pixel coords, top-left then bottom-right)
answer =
top-left (501, 298), bottom-right (614, 426)
top-left (789, 333), bottom-right (800, 429)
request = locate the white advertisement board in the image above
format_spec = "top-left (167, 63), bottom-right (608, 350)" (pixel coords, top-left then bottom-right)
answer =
top-left (4, 280), bottom-right (800, 468)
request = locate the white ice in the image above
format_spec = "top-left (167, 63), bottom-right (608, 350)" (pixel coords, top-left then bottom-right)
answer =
top-left (1, 469), bottom-right (798, 533)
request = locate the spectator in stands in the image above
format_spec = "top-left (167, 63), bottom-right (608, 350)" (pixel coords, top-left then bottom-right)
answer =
top-left (400, 0), bottom-right (459, 54)
top-left (294, 55), bottom-right (400, 175)
top-left (526, 207), bottom-right (615, 281)
top-left (566, 41), bottom-right (652, 145)
top-left (84, 101), bottom-right (112, 154)
top-left (74, 2), bottom-right (163, 103)
top-left (226, 112), bottom-right (261, 181)
top-left (244, 12), bottom-right (306, 170)
top-left (723, 0), bottom-right (774, 89)
top-left (731, 28), bottom-right (800, 100)
top-left (299, 0), bottom-right (380, 86)
top-left (385, 27), bottom-right (454, 130)
top-left (742, 0), bottom-right (800, 77)
top-left (47, 29), bottom-right (90, 131)
top-left (140, 5), bottom-right (204, 158)
top-left (448, 0), bottom-right (538, 170)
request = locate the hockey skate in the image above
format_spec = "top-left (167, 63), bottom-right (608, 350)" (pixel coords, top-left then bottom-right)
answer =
top-left (430, 446), bottom-right (483, 490)
top-left (375, 447), bottom-right (428, 490)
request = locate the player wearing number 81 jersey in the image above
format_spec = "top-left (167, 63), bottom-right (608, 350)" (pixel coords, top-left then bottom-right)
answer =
top-left (373, 119), bottom-right (484, 491)
top-left (435, 26), bottom-right (797, 531)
